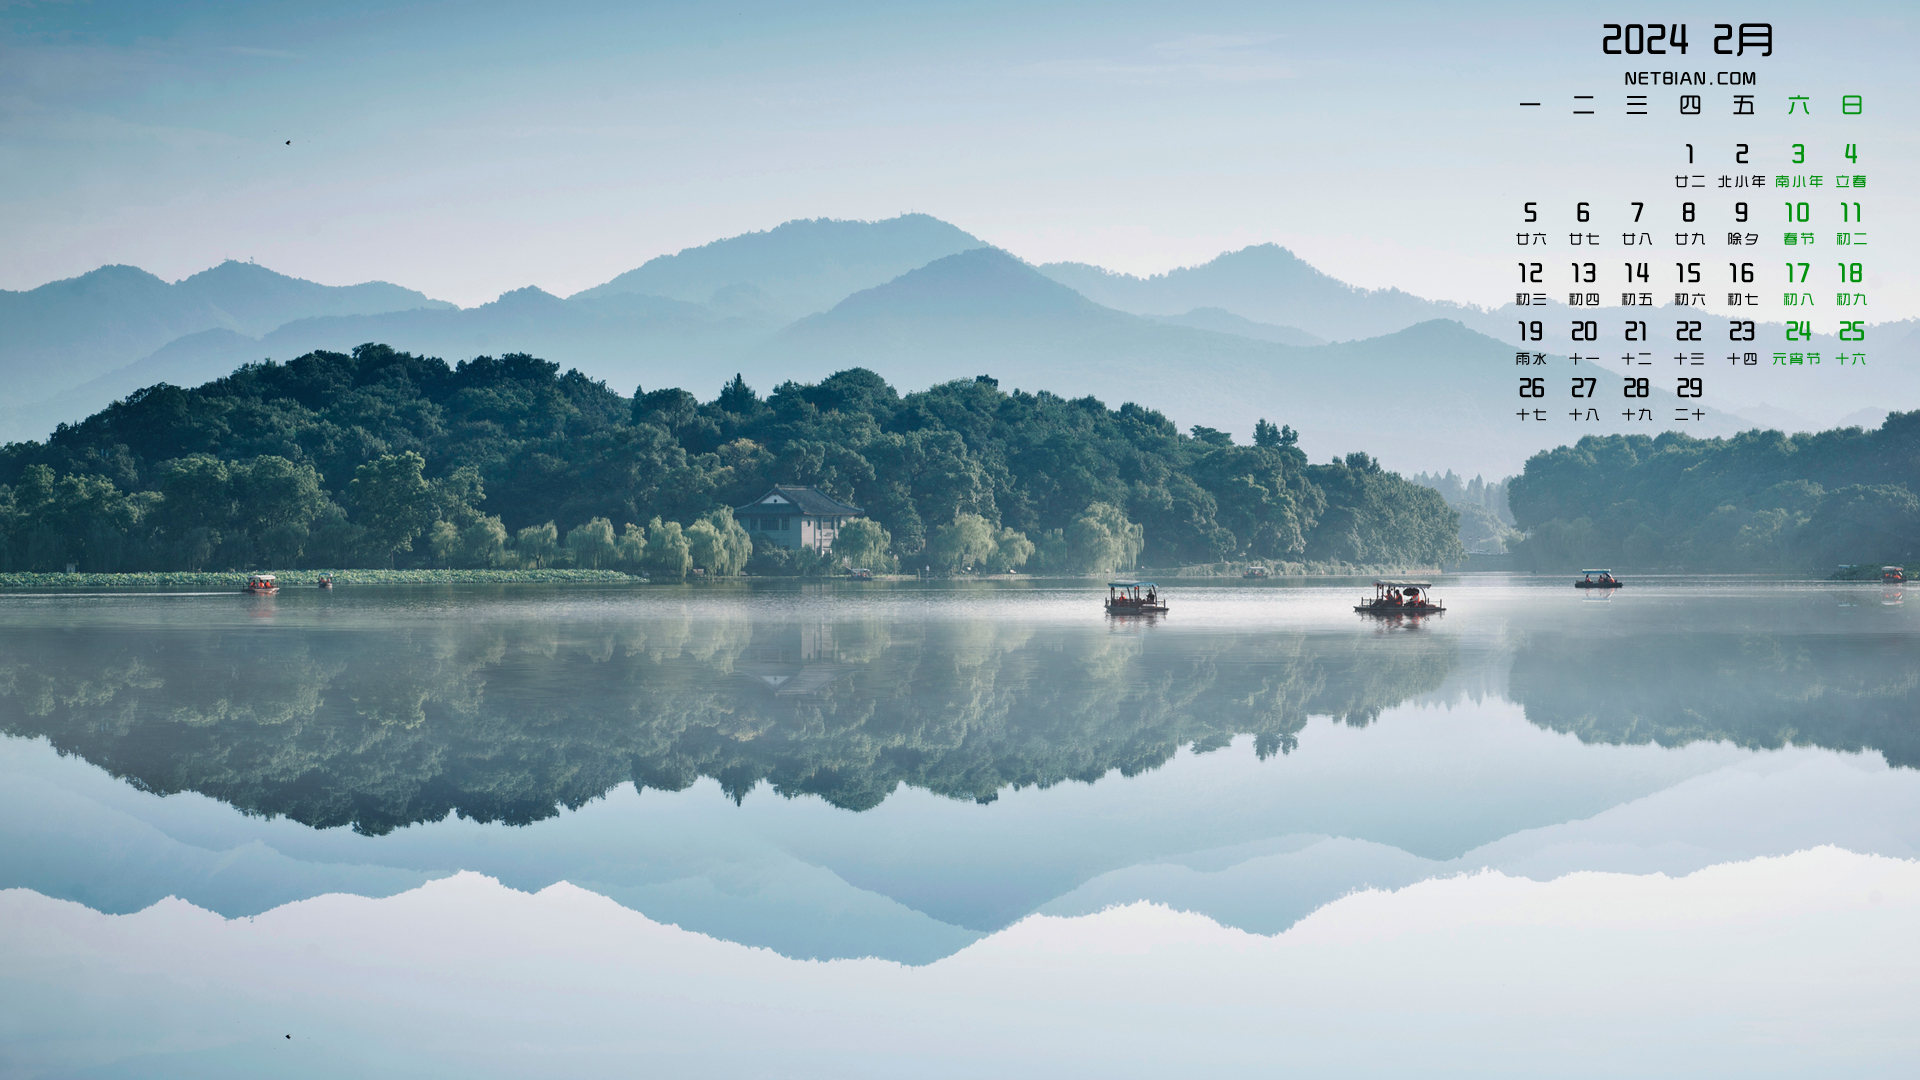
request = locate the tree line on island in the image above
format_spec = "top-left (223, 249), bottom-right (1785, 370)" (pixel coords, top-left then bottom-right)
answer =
top-left (0, 344), bottom-right (1463, 575)
top-left (1507, 415), bottom-right (1920, 571)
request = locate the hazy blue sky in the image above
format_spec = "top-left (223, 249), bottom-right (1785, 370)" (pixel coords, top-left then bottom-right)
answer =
top-left (3, 1), bottom-right (1911, 313)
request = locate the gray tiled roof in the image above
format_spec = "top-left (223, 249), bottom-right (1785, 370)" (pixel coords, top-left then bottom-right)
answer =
top-left (734, 485), bottom-right (864, 516)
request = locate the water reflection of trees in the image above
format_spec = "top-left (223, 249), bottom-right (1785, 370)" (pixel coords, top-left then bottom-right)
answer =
top-left (0, 618), bottom-right (1456, 835)
top-left (1508, 630), bottom-right (1920, 767)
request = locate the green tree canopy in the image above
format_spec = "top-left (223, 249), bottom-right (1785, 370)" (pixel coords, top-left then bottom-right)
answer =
top-left (0, 343), bottom-right (1465, 573)
top-left (832, 518), bottom-right (893, 570)
top-left (927, 512), bottom-right (1000, 572)
top-left (515, 521), bottom-right (559, 568)
top-left (1062, 502), bottom-right (1143, 573)
top-left (566, 517), bottom-right (619, 570)
top-left (1508, 415), bottom-right (1920, 570)
top-left (643, 518), bottom-right (692, 580)
top-left (348, 452), bottom-right (434, 565)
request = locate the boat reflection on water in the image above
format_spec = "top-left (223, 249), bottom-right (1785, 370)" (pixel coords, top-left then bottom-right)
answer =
top-left (1367, 611), bottom-right (1438, 631)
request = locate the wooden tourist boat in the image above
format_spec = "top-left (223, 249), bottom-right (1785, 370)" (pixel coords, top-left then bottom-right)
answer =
top-left (1355, 580), bottom-right (1443, 616)
top-left (1575, 569), bottom-right (1623, 589)
top-left (244, 573), bottom-right (279, 595)
top-left (317, 574), bottom-right (333, 589)
top-left (1242, 565), bottom-right (1270, 579)
top-left (1884, 566), bottom-right (1906, 584)
top-left (849, 568), bottom-right (874, 581)
top-left (1106, 580), bottom-right (1167, 615)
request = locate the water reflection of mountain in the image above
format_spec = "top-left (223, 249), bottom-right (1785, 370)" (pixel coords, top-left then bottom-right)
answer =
top-left (1509, 629), bottom-right (1920, 767)
top-left (0, 616), bottom-right (1457, 835)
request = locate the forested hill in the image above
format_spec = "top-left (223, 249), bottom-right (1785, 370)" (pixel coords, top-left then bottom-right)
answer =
top-left (1508, 415), bottom-right (1920, 571)
top-left (0, 343), bottom-right (1461, 574)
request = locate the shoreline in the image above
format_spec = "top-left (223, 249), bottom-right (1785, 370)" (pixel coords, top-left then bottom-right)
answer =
top-left (0, 569), bottom-right (645, 589)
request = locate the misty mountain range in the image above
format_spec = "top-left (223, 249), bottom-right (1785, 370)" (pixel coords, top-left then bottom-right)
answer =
top-left (0, 261), bottom-right (451, 405)
top-left (2, 213), bottom-right (1904, 477)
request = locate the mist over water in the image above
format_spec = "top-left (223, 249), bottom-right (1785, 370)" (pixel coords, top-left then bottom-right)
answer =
top-left (2, 577), bottom-right (1914, 957)
top-left (3, 576), bottom-right (1918, 1074)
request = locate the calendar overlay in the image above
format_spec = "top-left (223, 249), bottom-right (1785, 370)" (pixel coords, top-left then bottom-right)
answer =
top-left (1511, 22), bottom-right (1874, 428)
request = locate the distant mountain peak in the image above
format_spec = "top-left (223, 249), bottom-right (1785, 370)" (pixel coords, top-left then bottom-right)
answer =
top-left (0, 260), bottom-right (453, 413)
top-left (487, 285), bottom-right (564, 309)
top-left (1038, 243), bottom-right (1319, 285)
top-left (176, 258), bottom-right (275, 281)
top-left (1165, 243), bottom-right (1320, 281)
top-left (9, 264), bottom-right (169, 298)
top-left (819, 247), bottom-right (1106, 321)
top-left (1376, 317), bottom-right (1476, 340)
top-left (1036, 244), bottom-right (1478, 341)
top-left (173, 259), bottom-right (322, 292)
top-left (571, 213), bottom-right (985, 316)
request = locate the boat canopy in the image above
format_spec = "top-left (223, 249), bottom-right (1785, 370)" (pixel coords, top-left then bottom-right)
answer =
top-left (1885, 566), bottom-right (1905, 572)
top-left (1108, 580), bottom-right (1158, 588)
top-left (248, 573), bottom-right (275, 581)
top-left (1373, 580), bottom-right (1432, 588)
top-left (1580, 569), bottom-right (1614, 574)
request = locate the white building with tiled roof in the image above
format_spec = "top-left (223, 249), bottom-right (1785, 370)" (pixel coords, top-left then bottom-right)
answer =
top-left (734, 486), bottom-right (864, 553)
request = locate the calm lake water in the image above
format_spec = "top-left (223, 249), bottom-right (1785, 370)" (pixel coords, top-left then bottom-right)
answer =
top-left (4, 575), bottom-right (1915, 969)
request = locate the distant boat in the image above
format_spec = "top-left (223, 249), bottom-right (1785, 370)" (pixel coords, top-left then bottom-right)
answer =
top-left (1106, 580), bottom-right (1167, 615)
top-left (1884, 565), bottom-right (1906, 584)
top-left (848, 568), bottom-right (874, 581)
top-left (244, 573), bottom-right (278, 595)
top-left (1576, 569), bottom-right (1623, 589)
top-left (317, 574), bottom-right (333, 589)
top-left (1355, 580), bottom-right (1443, 616)
top-left (1242, 565), bottom-right (1270, 579)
